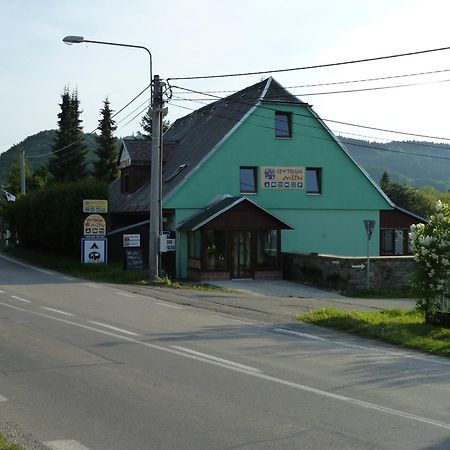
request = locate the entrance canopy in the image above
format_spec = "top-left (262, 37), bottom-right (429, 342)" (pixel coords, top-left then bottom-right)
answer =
top-left (178, 196), bottom-right (293, 232)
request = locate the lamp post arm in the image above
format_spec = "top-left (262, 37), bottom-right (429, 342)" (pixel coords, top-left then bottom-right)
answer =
top-left (82, 39), bottom-right (152, 98)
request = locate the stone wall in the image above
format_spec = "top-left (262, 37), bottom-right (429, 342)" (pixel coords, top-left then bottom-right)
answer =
top-left (283, 252), bottom-right (415, 292)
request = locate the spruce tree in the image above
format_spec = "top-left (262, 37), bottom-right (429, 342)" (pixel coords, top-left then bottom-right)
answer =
top-left (94, 98), bottom-right (119, 183)
top-left (140, 107), bottom-right (170, 138)
top-left (48, 88), bottom-right (87, 182)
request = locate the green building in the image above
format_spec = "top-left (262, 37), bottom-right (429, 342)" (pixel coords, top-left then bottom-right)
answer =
top-left (110, 78), bottom-right (422, 280)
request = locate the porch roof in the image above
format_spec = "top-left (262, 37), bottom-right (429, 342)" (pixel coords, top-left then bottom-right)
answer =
top-left (178, 196), bottom-right (293, 231)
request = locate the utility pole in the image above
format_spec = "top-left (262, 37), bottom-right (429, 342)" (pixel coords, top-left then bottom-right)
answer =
top-left (149, 75), bottom-right (163, 281)
top-left (21, 150), bottom-right (26, 195)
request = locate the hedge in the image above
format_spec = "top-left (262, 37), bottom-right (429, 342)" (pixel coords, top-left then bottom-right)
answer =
top-left (5, 180), bottom-right (108, 257)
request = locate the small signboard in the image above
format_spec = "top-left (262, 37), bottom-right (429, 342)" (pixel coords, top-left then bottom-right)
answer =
top-left (82, 238), bottom-right (107, 264)
top-left (261, 167), bottom-right (304, 190)
top-left (363, 220), bottom-right (376, 241)
top-left (83, 214), bottom-right (106, 236)
top-left (123, 234), bottom-right (141, 248)
top-left (166, 238), bottom-right (176, 251)
top-left (124, 248), bottom-right (144, 271)
top-left (83, 199), bottom-right (108, 213)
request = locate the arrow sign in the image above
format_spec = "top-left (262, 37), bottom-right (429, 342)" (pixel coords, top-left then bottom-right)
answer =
top-left (90, 243), bottom-right (99, 249)
top-left (352, 264), bottom-right (366, 270)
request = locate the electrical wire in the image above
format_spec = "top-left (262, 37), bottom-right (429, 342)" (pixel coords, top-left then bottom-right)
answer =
top-left (171, 84), bottom-right (450, 142)
top-left (167, 97), bottom-right (450, 161)
top-left (172, 67), bottom-right (450, 94)
top-left (168, 45), bottom-right (450, 81)
top-left (27, 84), bottom-right (151, 160)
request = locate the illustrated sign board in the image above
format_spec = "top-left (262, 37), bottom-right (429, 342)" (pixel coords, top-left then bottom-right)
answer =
top-left (160, 235), bottom-right (176, 252)
top-left (83, 199), bottom-right (108, 213)
top-left (123, 234), bottom-right (141, 248)
top-left (124, 248), bottom-right (144, 271)
top-left (82, 238), bottom-right (107, 264)
top-left (83, 214), bottom-right (106, 236)
top-left (261, 167), bottom-right (304, 189)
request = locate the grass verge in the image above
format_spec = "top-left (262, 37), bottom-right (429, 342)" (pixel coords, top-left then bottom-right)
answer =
top-left (299, 308), bottom-right (450, 357)
top-left (0, 434), bottom-right (21, 450)
top-left (0, 246), bottom-right (235, 292)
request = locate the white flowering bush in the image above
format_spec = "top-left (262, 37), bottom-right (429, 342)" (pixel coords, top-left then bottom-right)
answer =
top-left (410, 200), bottom-right (450, 322)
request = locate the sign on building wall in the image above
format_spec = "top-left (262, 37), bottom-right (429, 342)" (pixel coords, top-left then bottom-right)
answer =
top-left (123, 234), bottom-right (141, 248)
top-left (261, 167), bottom-right (304, 190)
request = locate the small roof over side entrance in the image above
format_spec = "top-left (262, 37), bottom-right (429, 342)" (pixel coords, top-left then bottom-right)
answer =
top-left (178, 196), bottom-right (293, 231)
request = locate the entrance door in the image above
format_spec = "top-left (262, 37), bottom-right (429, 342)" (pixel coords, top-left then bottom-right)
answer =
top-left (232, 231), bottom-right (253, 278)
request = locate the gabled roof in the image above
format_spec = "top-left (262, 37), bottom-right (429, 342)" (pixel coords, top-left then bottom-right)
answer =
top-left (118, 139), bottom-right (151, 166)
top-left (177, 195), bottom-right (293, 231)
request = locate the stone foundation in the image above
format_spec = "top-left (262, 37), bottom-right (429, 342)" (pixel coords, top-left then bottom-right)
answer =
top-left (283, 252), bottom-right (414, 292)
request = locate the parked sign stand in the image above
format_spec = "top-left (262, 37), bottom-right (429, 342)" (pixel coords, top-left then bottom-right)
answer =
top-left (363, 220), bottom-right (376, 289)
top-left (82, 238), bottom-right (107, 263)
top-left (81, 199), bottom-right (108, 264)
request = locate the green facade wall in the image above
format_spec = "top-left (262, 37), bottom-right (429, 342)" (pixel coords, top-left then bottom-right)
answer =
top-left (165, 103), bottom-right (391, 278)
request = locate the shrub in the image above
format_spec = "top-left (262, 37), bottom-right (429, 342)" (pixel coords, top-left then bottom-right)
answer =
top-left (410, 200), bottom-right (450, 322)
top-left (5, 180), bottom-right (108, 257)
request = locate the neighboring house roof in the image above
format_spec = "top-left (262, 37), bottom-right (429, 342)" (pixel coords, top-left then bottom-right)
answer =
top-left (178, 195), bottom-right (294, 231)
top-left (118, 139), bottom-right (151, 167)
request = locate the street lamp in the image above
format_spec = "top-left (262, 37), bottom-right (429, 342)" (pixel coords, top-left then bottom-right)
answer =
top-left (63, 35), bottom-right (162, 281)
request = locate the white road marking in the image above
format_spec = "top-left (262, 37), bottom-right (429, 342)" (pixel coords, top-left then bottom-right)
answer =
top-left (155, 301), bottom-right (182, 309)
top-left (62, 276), bottom-right (76, 281)
top-left (0, 290), bottom-right (5, 294)
top-left (88, 321), bottom-right (140, 336)
top-left (171, 346), bottom-right (262, 373)
top-left (44, 440), bottom-right (91, 450)
top-left (0, 394), bottom-right (7, 402)
top-left (11, 295), bottom-right (31, 303)
top-left (41, 307), bottom-right (74, 317)
top-left (273, 327), bottom-right (450, 367)
top-left (0, 254), bottom-right (55, 275)
top-left (273, 328), bottom-right (327, 341)
top-left (2, 300), bottom-right (450, 431)
top-left (113, 291), bottom-right (137, 298)
top-left (84, 283), bottom-right (102, 289)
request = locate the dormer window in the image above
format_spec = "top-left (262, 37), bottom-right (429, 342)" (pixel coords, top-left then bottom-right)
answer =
top-left (275, 111), bottom-right (292, 138)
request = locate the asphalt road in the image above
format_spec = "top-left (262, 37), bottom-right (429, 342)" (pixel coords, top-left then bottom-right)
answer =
top-left (0, 253), bottom-right (449, 449)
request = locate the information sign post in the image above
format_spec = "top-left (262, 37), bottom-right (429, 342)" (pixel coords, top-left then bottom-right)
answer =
top-left (363, 220), bottom-right (376, 289)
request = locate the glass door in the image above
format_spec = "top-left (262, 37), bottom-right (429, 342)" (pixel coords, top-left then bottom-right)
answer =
top-left (232, 231), bottom-right (253, 278)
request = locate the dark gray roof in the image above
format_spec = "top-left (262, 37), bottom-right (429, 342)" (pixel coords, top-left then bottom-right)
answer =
top-left (178, 195), bottom-right (293, 231)
top-left (120, 139), bottom-right (151, 165)
top-left (110, 78), bottom-right (307, 213)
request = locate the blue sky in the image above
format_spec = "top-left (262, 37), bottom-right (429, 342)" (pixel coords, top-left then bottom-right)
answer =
top-left (2, 0), bottom-right (450, 154)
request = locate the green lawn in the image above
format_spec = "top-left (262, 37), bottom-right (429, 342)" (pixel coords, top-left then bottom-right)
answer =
top-left (299, 308), bottom-right (450, 357)
top-left (0, 435), bottom-right (21, 450)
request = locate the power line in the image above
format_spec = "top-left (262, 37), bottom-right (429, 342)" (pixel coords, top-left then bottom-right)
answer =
top-left (172, 67), bottom-right (450, 94)
top-left (168, 45), bottom-right (450, 81)
top-left (169, 101), bottom-right (450, 161)
top-left (27, 85), bottom-right (151, 160)
top-left (171, 84), bottom-right (450, 142)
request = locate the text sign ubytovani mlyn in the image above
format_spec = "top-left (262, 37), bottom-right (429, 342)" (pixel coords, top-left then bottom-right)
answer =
top-left (261, 167), bottom-right (304, 189)
top-left (83, 199), bottom-right (108, 213)
top-left (83, 214), bottom-right (106, 236)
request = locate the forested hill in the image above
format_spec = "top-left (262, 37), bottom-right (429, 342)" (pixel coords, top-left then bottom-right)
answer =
top-left (1, 131), bottom-right (449, 192)
top-left (0, 130), bottom-right (99, 179)
top-left (339, 137), bottom-right (450, 191)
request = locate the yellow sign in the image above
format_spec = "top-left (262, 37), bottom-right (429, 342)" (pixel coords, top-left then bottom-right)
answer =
top-left (261, 167), bottom-right (304, 189)
top-left (84, 214), bottom-right (107, 236)
top-left (83, 199), bottom-right (108, 213)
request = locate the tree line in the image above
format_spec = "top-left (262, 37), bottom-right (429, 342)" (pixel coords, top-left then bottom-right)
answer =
top-left (3, 88), bottom-right (158, 195)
